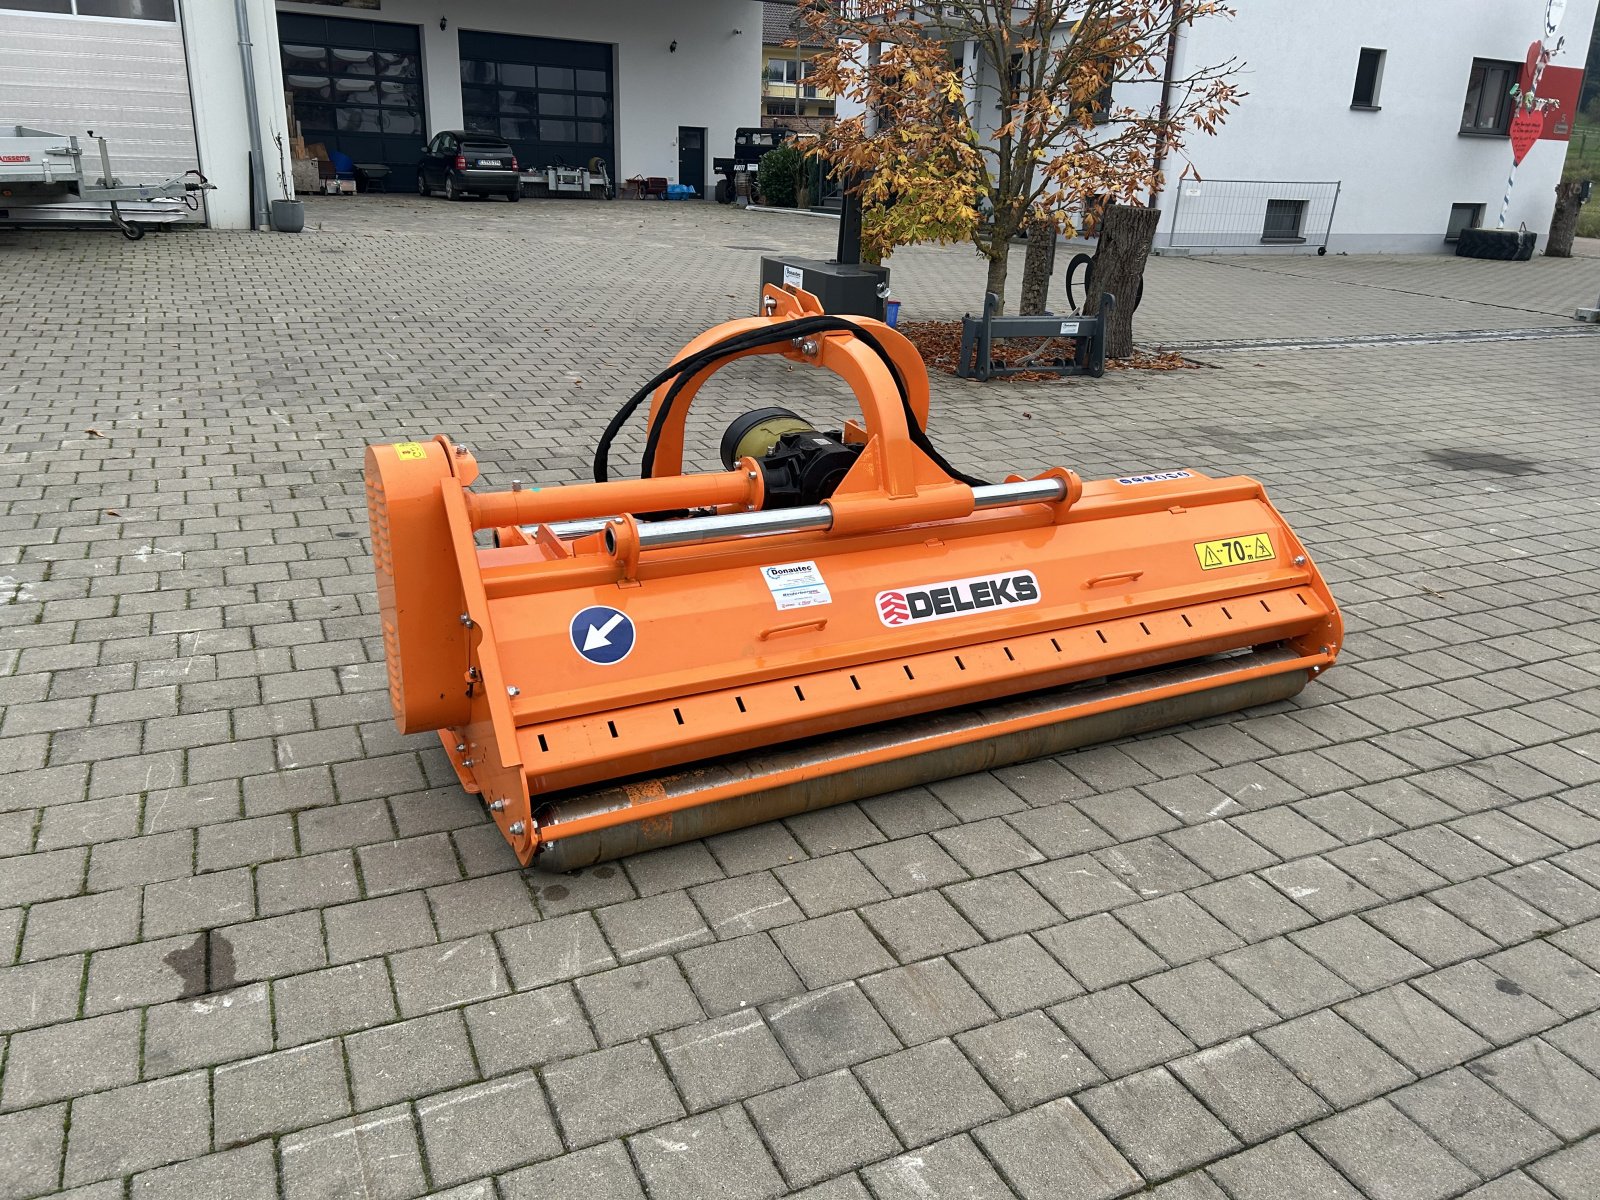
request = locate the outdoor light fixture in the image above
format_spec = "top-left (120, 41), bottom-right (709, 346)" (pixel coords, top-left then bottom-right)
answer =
top-left (669, 40), bottom-right (678, 52)
top-left (439, 17), bottom-right (447, 31)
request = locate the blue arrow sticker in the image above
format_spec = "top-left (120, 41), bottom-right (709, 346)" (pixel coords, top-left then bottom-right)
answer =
top-left (570, 605), bottom-right (636, 665)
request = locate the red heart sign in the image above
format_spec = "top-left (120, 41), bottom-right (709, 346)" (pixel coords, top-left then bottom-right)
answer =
top-left (1510, 109), bottom-right (1543, 164)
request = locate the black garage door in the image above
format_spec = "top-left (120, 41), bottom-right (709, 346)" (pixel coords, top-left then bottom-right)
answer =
top-left (278, 14), bottom-right (425, 191)
top-left (459, 31), bottom-right (614, 175)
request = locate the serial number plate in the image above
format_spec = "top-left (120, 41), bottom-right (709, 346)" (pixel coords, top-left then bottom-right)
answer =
top-left (1195, 533), bottom-right (1275, 570)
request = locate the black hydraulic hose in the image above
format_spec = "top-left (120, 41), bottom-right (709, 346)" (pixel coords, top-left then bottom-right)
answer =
top-left (593, 316), bottom-right (987, 489)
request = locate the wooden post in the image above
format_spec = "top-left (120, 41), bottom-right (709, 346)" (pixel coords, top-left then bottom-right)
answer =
top-left (1083, 205), bottom-right (1160, 359)
top-left (1019, 211), bottom-right (1056, 315)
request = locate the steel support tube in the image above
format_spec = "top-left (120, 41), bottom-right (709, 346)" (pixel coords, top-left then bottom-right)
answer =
top-left (601, 478), bottom-right (1068, 553)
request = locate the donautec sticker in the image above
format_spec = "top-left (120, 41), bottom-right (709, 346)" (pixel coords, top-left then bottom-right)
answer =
top-left (876, 571), bottom-right (1040, 627)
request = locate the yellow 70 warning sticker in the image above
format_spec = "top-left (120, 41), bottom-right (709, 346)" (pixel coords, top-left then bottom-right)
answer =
top-left (394, 442), bottom-right (428, 460)
top-left (1195, 533), bottom-right (1275, 570)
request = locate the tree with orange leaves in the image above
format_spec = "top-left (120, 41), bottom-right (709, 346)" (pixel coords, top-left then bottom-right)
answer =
top-left (798, 0), bottom-right (1243, 313)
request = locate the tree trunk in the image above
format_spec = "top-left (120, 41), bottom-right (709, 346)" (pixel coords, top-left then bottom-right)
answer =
top-left (1546, 179), bottom-right (1584, 258)
top-left (1019, 212), bottom-right (1057, 315)
top-left (1083, 205), bottom-right (1161, 359)
top-left (984, 249), bottom-right (1010, 311)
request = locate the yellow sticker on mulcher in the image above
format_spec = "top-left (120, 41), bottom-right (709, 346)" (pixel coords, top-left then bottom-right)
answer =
top-left (1195, 533), bottom-right (1275, 570)
top-left (394, 442), bottom-right (428, 460)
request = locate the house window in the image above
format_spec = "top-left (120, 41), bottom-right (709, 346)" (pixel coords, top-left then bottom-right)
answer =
top-left (1445, 202), bottom-right (1484, 242)
top-left (764, 100), bottom-right (797, 116)
top-left (1351, 47), bottom-right (1385, 108)
top-left (1461, 58), bottom-right (1518, 135)
top-left (1, 0), bottom-right (175, 16)
top-left (767, 59), bottom-right (813, 85)
top-left (1262, 198), bottom-right (1308, 242)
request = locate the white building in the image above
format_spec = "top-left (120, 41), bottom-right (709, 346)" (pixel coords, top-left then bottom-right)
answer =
top-left (0, 0), bottom-right (763, 229)
top-left (887, 0), bottom-right (1597, 254)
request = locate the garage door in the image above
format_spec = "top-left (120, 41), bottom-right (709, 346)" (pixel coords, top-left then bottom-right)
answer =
top-left (278, 13), bottom-right (424, 191)
top-left (459, 31), bottom-right (614, 176)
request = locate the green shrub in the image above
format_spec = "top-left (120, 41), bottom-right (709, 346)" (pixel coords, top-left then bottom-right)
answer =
top-left (757, 144), bottom-right (803, 207)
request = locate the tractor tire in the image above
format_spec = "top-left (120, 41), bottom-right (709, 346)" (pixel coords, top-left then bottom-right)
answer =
top-left (1455, 227), bottom-right (1534, 260)
top-left (715, 178), bottom-right (733, 205)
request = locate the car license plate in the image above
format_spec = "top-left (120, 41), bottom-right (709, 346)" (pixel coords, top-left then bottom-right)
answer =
top-left (477, 159), bottom-right (502, 167)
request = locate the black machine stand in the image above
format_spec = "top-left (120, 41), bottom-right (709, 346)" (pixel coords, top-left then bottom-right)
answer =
top-left (760, 182), bottom-right (889, 321)
top-left (957, 292), bottom-right (1113, 381)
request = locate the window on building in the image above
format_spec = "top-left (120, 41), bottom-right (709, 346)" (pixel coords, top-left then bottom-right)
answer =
top-left (1262, 198), bottom-right (1308, 242)
top-left (767, 59), bottom-right (813, 85)
top-left (1461, 58), bottom-right (1518, 135)
top-left (765, 101), bottom-right (797, 116)
top-left (1445, 202), bottom-right (1485, 242)
top-left (1351, 47), bottom-right (1385, 108)
top-left (1, 0), bottom-right (174, 16)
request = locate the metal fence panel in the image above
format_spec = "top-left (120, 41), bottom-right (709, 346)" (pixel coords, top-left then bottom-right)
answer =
top-left (1165, 179), bottom-right (1342, 253)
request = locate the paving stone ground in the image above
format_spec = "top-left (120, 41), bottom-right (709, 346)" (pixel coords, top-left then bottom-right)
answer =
top-left (2, 196), bottom-right (1600, 1199)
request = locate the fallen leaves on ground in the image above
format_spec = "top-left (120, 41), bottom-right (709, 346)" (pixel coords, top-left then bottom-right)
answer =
top-left (898, 319), bottom-right (1197, 381)
top-left (84, 427), bottom-right (106, 437)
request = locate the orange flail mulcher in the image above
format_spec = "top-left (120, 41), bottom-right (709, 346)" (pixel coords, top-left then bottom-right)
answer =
top-left (365, 286), bottom-right (1343, 871)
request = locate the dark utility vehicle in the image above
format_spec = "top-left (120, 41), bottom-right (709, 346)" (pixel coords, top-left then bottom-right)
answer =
top-left (713, 127), bottom-right (797, 204)
top-left (418, 131), bottom-right (521, 201)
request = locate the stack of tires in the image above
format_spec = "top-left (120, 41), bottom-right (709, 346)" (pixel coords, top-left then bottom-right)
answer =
top-left (1456, 226), bottom-right (1537, 261)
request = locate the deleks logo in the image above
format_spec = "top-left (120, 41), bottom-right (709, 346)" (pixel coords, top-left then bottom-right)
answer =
top-left (876, 571), bottom-right (1041, 627)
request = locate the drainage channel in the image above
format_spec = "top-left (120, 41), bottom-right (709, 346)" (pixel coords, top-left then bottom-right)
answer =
top-left (1152, 325), bottom-right (1600, 355)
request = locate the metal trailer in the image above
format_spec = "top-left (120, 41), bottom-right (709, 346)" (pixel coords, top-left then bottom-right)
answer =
top-left (0, 126), bottom-right (210, 241)
top-left (521, 159), bottom-right (612, 200)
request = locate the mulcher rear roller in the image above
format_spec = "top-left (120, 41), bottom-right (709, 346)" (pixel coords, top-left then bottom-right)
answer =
top-left (365, 284), bottom-right (1343, 870)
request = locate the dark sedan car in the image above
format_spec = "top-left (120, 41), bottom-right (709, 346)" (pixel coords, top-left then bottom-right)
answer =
top-left (418, 131), bottom-right (521, 201)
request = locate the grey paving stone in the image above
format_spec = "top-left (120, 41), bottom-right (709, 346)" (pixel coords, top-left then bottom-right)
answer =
top-left (218, 909), bottom-right (328, 983)
top-left (496, 912), bottom-right (617, 989)
top-left (1133, 961), bottom-right (1277, 1047)
top-left (785, 804), bottom-right (888, 857)
top-left (253, 849), bottom-right (361, 918)
top-left (128, 1141), bottom-right (276, 1200)
top-left (64, 1072), bottom-right (211, 1186)
top-left (942, 870), bottom-right (1060, 939)
top-left (389, 933), bottom-right (508, 1017)
top-left (0, 847), bottom-right (85, 907)
top-left (1431, 877), bottom-right (1566, 945)
top-left (705, 821), bottom-right (806, 877)
top-left (1163, 819), bottom-right (1279, 880)
top-left (422, 870), bottom-right (540, 947)
top-left (746, 1071), bottom-right (901, 1191)
top-left (861, 890), bottom-right (984, 962)
top-left (928, 773), bottom-right (1030, 822)
top-left (575, 954), bottom-right (703, 1045)
top-left (1231, 807), bottom-right (1340, 859)
top-left (1255, 1010), bottom-right (1416, 1109)
top-left (1050, 985), bottom-right (1195, 1079)
top-left (1545, 1009), bottom-right (1600, 1073)
top-left (1189, 872), bottom-right (1317, 943)
top-left (142, 981), bottom-right (273, 1076)
top-left (932, 816), bottom-right (1044, 876)
top-left (80, 936), bottom-right (196, 1016)
top-left (543, 1041), bottom-right (686, 1149)
top-left (0, 954), bottom-right (82, 1034)
top-left (656, 1010), bottom-right (799, 1112)
top-left (22, 886), bottom-right (141, 960)
top-left (1170, 1036), bottom-right (1331, 1144)
top-left (951, 933), bottom-right (1083, 1016)
top-left (1204, 1133), bottom-right (1363, 1200)
top-left (861, 788), bottom-right (960, 839)
top-left (1259, 856), bottom-right (1382, 921)
top-left (678, 932), bottom-right (803, 1016)
top-left (972, 1097), bottom-right (1141, 1200)
top-left (140, 870), bottom-right (253, 939)
top-left (1468, 1038), bottom-right (1600, 1140)
top-left (464, 983), bottom-right (596, 1076)
top-left (529, 863), bottom-right (636, 916)
top-left (1035, 912), bottom-right (1166, 991)
top-left (856, 1038), bottom-right (1007, 1148)
top-left (956, 1009), bottom-right (1104, 1107)
top-left (1338, 983), bottom-right (1494, 1075)
top-left (1021, 855), bottom-right (1139, 919)
top-left (776, 852), bottom-right (892, 918)
top-left (271, 959), bottom-right (395, 1048)
top-left (345, 1010), bottom-right (478, 1110)
top-left (1291, 913), bottom-right (1429, 990)
top-left (1302, 1099), bottom-right (1481, 1200)
top-left (499, 1141), bottom-right (645, 1200)
top-left (764, 982), bottom-right (902, 1076)
top-left (1079, 1065), bottom-right (1242, 1180)
top-left (324, 892), bottom-right (436, 965)
top-left (278, 1104), bottom-right (427, 1200)
top-left (1413, 960), bottom-right (1563, 1044)
top-left (858, 958), bottom-right (995, 1045)
top-left (1005, 801), bottom-right (1114, 858)
top-left (857, 834), bottom-right (969, 897)
top-left (595, 891), bottom-right (713, 964)
top-left (1217, 936), bottom-right (1357, 1017)
top-left (861, 1133), bottom-right (1016, 1200)
top-left (212, 1038), bottom-right (351, 1146)
top-left (1364, 897), bottom-right (1500, 967)
top-left (1388, 825), bottom-right (1511, 883)
top-left (1114, 894), bottom-right (1244, 966)
top-left (1482, 940), bottom-right (1600, 1018)
top-left (1391, 1067), bottom-right (1561, 1177)
top-left (0, 1103), bottom-right (66, 1200)
top-left (691, 870), bottom-right (804, 938)
top-left (1527, 1136), bottom-right (1600, 1200)
top-left (1147, 1174), bottom-right (1230, 1200)
top-left (629, 1105), bottom-right (786, 1200)
top-left (1093, 836), bottom-right (1210, 899)
top-left (771, 910), bottom-right (898, 989)
top-left (417, 1072), bottom-right (563, 1186)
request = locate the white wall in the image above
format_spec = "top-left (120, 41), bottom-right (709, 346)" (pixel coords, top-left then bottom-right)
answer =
top-left (0, 9), bottom-right (197, 180)
top-left (1154, 0), bottom-right (1599, 253)
top-left (275, 0), bottom-right (763, 184)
